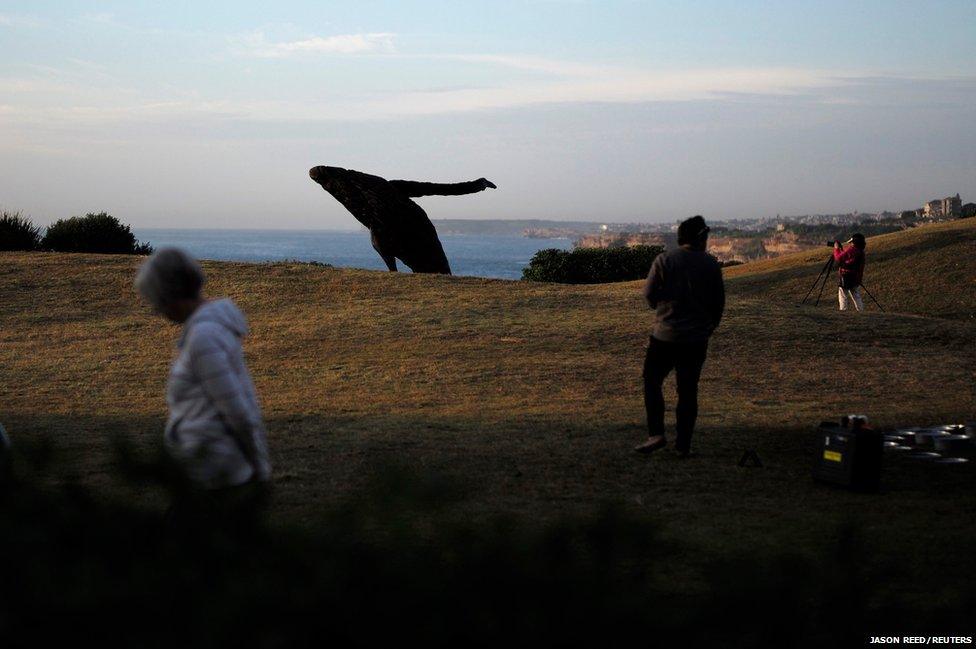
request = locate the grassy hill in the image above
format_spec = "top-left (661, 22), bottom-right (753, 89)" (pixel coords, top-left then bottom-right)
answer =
top-left (725, 217), bottom-right (976, 320)
top-left (1, 218), bottom-right (974, 611)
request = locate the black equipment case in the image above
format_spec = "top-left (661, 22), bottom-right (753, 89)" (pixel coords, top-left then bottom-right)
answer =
top-left (813, 420), bottom-right (882, 491)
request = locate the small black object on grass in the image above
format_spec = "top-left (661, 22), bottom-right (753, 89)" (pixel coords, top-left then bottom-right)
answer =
top-left (737, 449), bottom-right (763, 467)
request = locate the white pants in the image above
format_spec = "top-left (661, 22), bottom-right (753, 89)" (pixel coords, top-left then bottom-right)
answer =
top-left (838, 286), bottom-right (863, 311)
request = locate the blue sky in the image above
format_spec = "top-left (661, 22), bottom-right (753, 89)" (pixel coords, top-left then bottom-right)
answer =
top-left (1, 1), bottom-right (974, 228)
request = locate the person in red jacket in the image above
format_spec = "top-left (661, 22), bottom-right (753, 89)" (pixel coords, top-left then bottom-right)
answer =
top-left (834, 233), bottom-right (866, 311)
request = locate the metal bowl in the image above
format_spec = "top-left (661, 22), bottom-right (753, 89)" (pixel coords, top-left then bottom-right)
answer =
top-left (885, 444), bottom-right (912, 453)
top-left (937, 424), bottom-right (966, 434)
top-left (933, 457), bottom-right (969, 465)
top-left (907, 451), bottom-right (941, 460)
top-left (884, 434), bottom-right (909, 444)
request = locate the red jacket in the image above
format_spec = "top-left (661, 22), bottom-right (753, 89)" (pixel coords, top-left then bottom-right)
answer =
top-left (833, 245), bottom-right (865, 286)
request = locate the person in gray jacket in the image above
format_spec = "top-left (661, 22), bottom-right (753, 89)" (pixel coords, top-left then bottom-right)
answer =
top-left (135, 248), bottom-right (271, 489)
top-left (634, 215), bottom-right (725, 458)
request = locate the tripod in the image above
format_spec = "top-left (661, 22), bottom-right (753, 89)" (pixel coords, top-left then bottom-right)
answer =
top-left (801, 254), bottom-right (835, 306)
top-left (858, 283), bottom-right (885, 312)
top-left (801, 253), bottom-right (885, 312)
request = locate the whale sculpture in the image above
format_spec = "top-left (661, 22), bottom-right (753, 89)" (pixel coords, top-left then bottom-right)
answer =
top-left (309, 165), bottom-right (496, 274)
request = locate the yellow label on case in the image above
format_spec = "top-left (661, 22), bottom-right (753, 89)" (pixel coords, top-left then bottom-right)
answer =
top-left (823, 450), bottom-right (842, 462)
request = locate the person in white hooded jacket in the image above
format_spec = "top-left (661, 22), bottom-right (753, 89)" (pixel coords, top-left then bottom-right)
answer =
top-left (135, 248), bottom-right (271, 490)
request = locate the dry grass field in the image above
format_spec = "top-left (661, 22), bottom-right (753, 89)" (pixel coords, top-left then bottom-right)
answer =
top-left (726, 217), bottom-right (976, 320)
top-left (1, 218), bottom-right (974, 601)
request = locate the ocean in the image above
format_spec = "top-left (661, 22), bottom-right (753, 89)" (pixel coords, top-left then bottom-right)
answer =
top-left (134, 229), bottom-right (574, 281)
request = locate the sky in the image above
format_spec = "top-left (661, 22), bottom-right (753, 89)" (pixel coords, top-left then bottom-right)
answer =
top-left (1, 1), bottom-right (975, 230)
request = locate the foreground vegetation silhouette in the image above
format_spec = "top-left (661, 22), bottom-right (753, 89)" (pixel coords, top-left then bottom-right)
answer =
top-left (0, 212), bottom-right (42, 251)
top-left (1, 439), bottom-right (972, 648)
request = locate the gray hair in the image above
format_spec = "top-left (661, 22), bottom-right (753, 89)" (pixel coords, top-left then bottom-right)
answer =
top-left (135, 247), bottom-right (205, 310)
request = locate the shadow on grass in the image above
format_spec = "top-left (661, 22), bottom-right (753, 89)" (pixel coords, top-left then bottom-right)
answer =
top-left (0, 430), bottom-right (973, 647)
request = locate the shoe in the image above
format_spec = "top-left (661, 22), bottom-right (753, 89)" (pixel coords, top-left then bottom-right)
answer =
top-left (673, 448), bottom-right (698, 459)
top-left (634, 437), bottom-right (667, 455)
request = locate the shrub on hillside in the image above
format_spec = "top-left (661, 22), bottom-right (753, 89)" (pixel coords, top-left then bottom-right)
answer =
top-left (41, 212), bottom-right (153, 254)
top-left (522, 245), bottom-right (663, 283)
top-left (0, 211), bottom-right (42, 251)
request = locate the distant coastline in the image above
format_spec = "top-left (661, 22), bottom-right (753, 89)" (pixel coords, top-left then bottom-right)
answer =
top-left (133, 228), bottom-right (573, 280)
top-left (432, 219), bottom-right (605, 237)
top-left (132, 197), bottom-right (971, 268)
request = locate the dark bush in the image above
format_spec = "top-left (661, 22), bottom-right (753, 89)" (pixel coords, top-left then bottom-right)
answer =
top-left (41, 212), bottom-right (153, 254)
top-left (0, 211), bottom-right (42, 251)
top-left (522, 245), bottom-right (663, 283)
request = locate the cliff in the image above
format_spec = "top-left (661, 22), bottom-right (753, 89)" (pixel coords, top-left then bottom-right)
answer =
top-left (573, 232), bottom-right (676, 249)
top-left (574, 230), bottom-right (819, 263)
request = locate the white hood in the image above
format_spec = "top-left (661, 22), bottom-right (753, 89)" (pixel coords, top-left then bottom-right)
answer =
top-left (180, 298), bottom-right (248, 347)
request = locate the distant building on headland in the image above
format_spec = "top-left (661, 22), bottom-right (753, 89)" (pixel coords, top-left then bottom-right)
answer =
top-left (923, 193), bottom-right (961, 218)
top-left (943, 194), bottom-right (962, 217)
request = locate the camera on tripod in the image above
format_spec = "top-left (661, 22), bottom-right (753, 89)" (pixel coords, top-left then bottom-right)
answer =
top-left (800, 239), bottom-right (884, 310)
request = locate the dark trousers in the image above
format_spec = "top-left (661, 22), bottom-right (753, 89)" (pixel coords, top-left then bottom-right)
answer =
top-left (642, 336), bottom-right (709, 452)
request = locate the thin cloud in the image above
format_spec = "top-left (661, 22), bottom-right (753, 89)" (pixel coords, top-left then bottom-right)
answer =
top-left (438, 54), bottom-right (611, 77)
top-left (0, 71), bottom-right (895, 127)
top-left (0, 70), bottom-right (878, 127)
top-left (4, 40), bottom-right (973, 137)
top-left (235, 31), bottom-right (396, 58)
top-left (82, 12), bottom-right (117, 24)
top-left (1, 77), bottom-right (80, 93)
top-left (363, 65), bottom-right (848, 117)
top-left (0, 13), bottom-right (40, 28)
